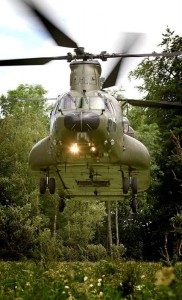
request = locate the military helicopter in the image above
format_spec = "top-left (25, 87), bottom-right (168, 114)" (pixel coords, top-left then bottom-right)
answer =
top-left (1, 0), bottom-right (182, 212)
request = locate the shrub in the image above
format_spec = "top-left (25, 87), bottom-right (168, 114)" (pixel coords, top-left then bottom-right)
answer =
top-left (59, 246), bottom-right (80, 261)
top-left (39, 229), bottom-right (60, 267)
top-left (110, 244), bottom-right (126, 260)
top-left (84, 244), bottom-right (107, 261)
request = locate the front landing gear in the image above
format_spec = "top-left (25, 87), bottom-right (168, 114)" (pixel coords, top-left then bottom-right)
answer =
top-left (123, 177), bottom-right (130, 194)
top-left (39, 177), bottom-right (56, 195)
top-left (122, 176), bottom-right (138, 195)
top-left (40, 178), bottom-right (47, 194)
top-left (48, 178), bottom-right (56, 194)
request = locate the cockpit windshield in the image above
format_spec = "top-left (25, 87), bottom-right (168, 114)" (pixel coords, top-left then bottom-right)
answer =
top-left (89, 97), bottom-right (105, 109)
top-left (57, 93), bottom-right (108, 111)
top-left (58, 94), bottom-right (76, 110)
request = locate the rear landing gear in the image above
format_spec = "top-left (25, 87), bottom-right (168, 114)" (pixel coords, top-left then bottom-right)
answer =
top-left (130, 195), bottom-right (138, 213)
top-left (59, 197), bottom-right (66, 212)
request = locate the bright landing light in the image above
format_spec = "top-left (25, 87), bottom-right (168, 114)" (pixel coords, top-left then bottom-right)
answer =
top-left (90, 146), bottom-right (96, 152)
top-left (70, 143), bottom-right (79, 154)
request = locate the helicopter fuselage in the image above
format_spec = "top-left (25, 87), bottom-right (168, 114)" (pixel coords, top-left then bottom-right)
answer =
top-left (29, 88), bottom-right (150, 199)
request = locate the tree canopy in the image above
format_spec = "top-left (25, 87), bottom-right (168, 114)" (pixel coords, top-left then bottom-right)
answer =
top-left (129, 27), bottom-right (182, 260)
top-left (130, 27), bottom-right (182, 103)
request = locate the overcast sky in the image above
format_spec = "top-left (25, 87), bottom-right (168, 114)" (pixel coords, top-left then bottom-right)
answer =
top-left (0, 0), bottom-right (182, 99)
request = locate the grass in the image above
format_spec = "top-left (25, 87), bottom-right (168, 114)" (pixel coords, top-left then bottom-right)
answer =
top-left (0, 260), bottom-right (182, 299)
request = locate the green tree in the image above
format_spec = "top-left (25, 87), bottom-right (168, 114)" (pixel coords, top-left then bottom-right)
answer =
top-left (0, 84), bottom-right (52, 259)
top-left (0, 83), bottom-right (47, 116)
top-left (129, 28), bottom-right (182, 260)
top-left (130, 27), bottom-right (182, 102)
top-left (58, 200), bottom-right (106, 249)
top-left (0, 84), bottom-right (49, 206)
top-left (0, 203), bottom-right (49, 260)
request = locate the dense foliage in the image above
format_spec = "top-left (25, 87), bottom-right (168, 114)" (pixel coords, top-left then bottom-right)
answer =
top-left (0, 261), bottom-right (182, 299)
top-left (129, 27), bottom-right (182, 261)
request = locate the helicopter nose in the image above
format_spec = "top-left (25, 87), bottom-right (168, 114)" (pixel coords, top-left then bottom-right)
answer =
top-left (64, 112), bottom-right (100, 132)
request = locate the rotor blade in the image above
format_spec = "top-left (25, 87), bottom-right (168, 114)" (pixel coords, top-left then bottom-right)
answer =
top-left (1, 50), bottom-right (181, 67)
top-left (98, 51), bottom-right (182, 59)
top-left (102, 33), bottom-right (143, 89)
top-left (3, 98), bottom-right (57, 101)
top-left (125, 99), bottom-right (182, 109)
top-left (0, 55), bottom-right (68, 66)
top-left (21, 0), bottom-right (77, 48)
top-left (102, 58), bottom-right (122, 89)
top-left (102, 50), bottom-right (182, 88)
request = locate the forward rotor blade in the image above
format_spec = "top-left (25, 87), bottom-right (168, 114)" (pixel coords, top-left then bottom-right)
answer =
top-left (102, 58), bottom-right (122, 89)
top-left (22, 0), bottom-right (77, 48)
top-left (0, 55), bottom-right (68, 66)
top-left (102, 51), bottom-right (182, 89)
top-left (1, 50), bottom-right (182, 67)
top-left (101, 52), bottom-right (182, 59)
top-left (125, 99), bottom-right (182, 109)
top-left (102, 33), bottom-right (143, 89)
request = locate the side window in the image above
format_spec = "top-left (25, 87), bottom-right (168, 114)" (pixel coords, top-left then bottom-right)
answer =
top-left (123, 117), bottom-right (135, 137)
top-left (103, 98), bottom-right (110, 111)
top-left (52, 100), bottom-right (60, 115)
top-left (106, 100), bottom-right (115, 115)
top-left (106, 100), bottom-right (117, 132)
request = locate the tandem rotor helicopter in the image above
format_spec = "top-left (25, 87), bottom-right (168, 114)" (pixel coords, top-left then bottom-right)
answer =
top-left (1, 0), bottom-right (182, 212)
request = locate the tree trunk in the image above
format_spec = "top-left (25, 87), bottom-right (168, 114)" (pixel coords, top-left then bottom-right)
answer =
top-left (106, 201), bottom-right (113, 253)
top-left (52, 197), bottom-right (58, 237)
top-left (115, 201), bottom-right (119, 246)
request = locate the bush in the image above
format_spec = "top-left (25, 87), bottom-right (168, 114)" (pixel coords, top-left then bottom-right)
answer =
top-left (110, 244), bottom-right (126, 260)
top-left (39, 229), bottom-right (60, 267)
top-left (84, 244), bottom-right (107, 261)
top-left (59, 246), bottom-right (80, 261)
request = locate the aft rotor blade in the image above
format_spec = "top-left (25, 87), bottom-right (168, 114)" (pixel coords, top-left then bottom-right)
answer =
top-left (21, 0), bottom-right (77, 48)
top-left (125, 99), bottom-right (182, 109)
top-left (3, 98), bottom-right (57, 101)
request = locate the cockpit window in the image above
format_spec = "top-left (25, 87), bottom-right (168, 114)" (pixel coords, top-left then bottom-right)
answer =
top-left (57, 94), bottom-right (76, 110)
top-left (55, 93), bottom-right (112, 112)
top-left (89, 97), bottom-right (105, 110)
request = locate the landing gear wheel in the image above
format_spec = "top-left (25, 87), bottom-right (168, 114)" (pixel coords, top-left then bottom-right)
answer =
top-left (131, 177), bottom-right (138, 194)
top-left (130, 196), bottom-right (137, 213)
top-left (40, 178), bottom-right (47, 194)
top-left (48, 177), bottom-right (56, 194)
top-left (59, 197), bottom-right (66, 212)
top-left (123, 177), bottom-right (130, 194)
